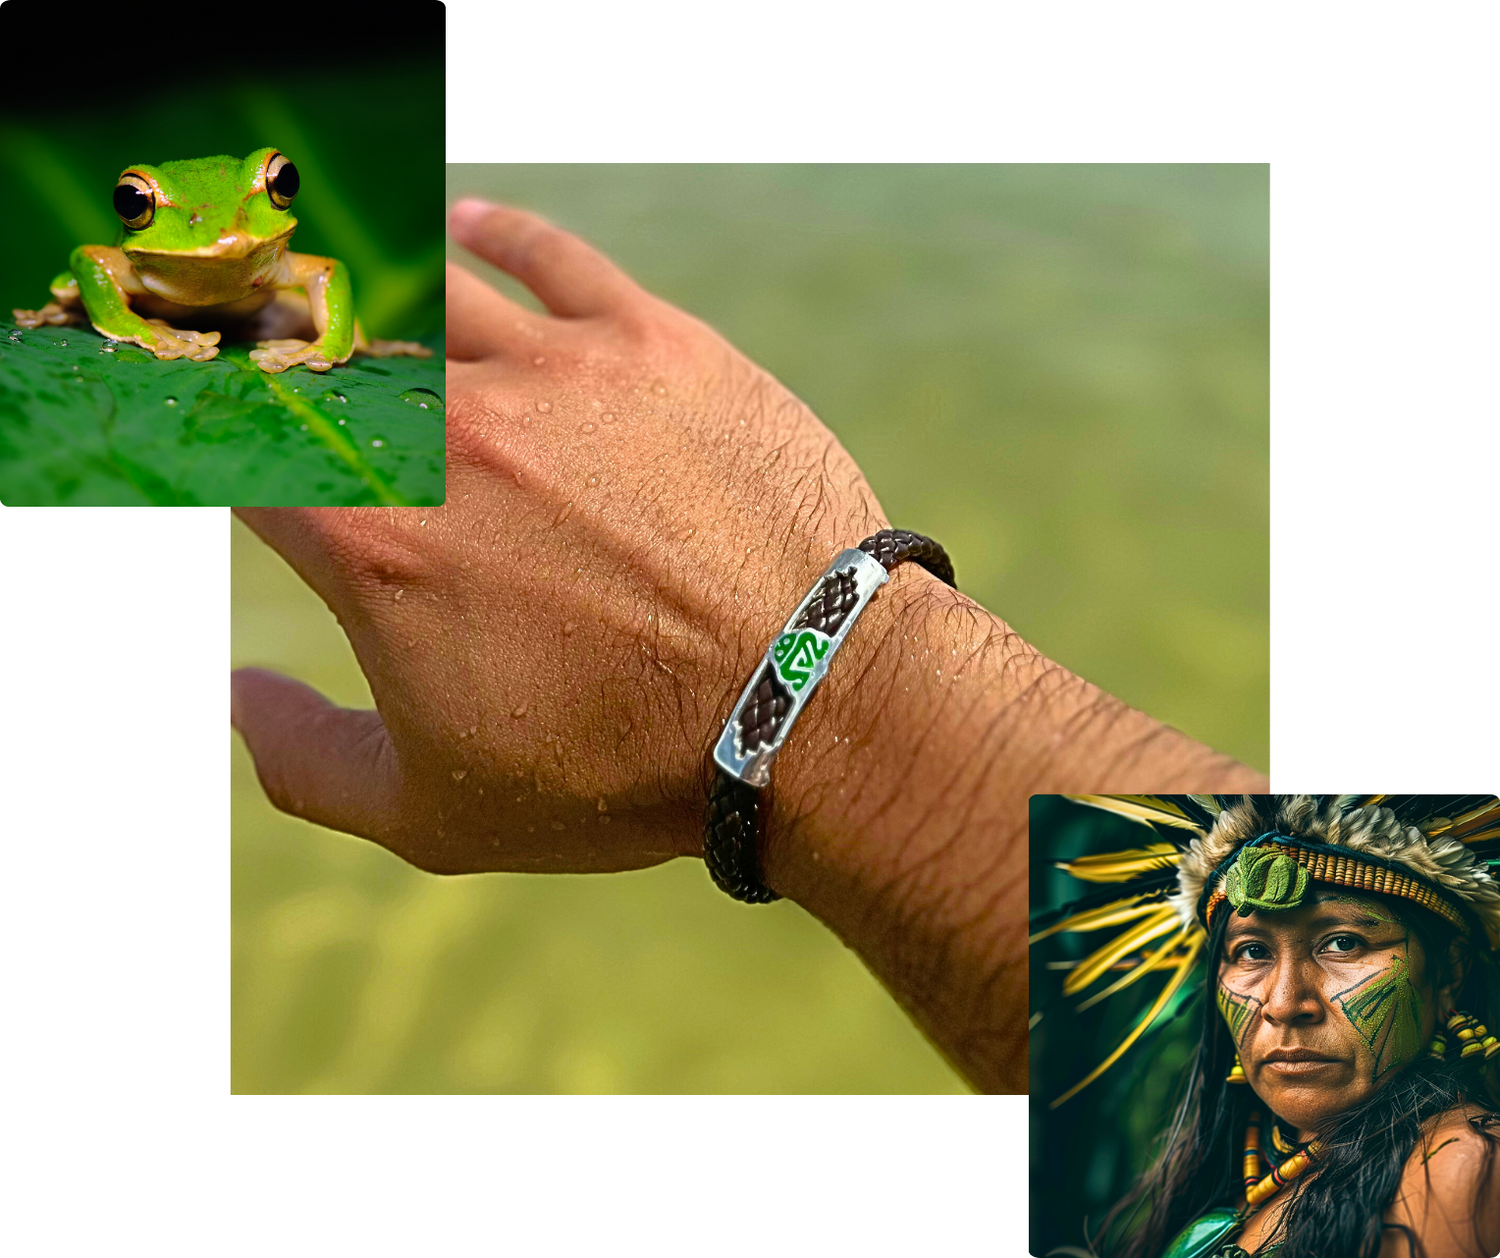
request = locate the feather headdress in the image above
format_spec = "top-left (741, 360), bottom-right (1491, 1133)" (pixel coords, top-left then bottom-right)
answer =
top-left (1031, 794), bottom-right (1500, 1107)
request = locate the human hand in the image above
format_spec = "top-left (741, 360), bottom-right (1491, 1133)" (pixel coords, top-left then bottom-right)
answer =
top-left (233, 198), bottom-right (927, 877)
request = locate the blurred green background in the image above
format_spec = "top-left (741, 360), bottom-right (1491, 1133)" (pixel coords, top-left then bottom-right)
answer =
top-left (233, 163), bottom-right (1267, 1094)
top-left (1030, 795), bottom-right (1210, 1254)
top-left (0, 1), bottom-right (444, 505)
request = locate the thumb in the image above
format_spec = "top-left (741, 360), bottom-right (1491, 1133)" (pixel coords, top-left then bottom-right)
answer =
top-left (231, 668), bottom-right (403, 842)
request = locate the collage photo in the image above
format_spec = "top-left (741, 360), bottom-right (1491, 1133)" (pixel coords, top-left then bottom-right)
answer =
top-left (2, 1), bottom-right (1493, 1255)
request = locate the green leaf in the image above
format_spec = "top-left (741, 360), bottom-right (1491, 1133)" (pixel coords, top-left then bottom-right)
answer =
top-left (0, 323), bottom-right (445, 506)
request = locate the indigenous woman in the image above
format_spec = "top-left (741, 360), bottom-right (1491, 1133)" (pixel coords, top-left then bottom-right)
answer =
top-left (1032, 796), bottom-right (1500, 1258)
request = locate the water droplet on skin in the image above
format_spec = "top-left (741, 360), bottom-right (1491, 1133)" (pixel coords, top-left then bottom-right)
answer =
top-left (511, 702), bottom-right (528, 718)
top-left (406, 639), bottom-right (417, 648)
top-left (164, 397), bottom-right (177, 406)
top-left (586, 475), bottom-right (598, 488)
top-left (563, 621), bottom-right (576, 636)
top-left (678, 527), bottom-right (695, 541)
top-left (596, 797), bottom-right (608, 812)
top-left (602, 412), bottom-right (616, 424)
top-left (533, 356), bottom-right (546, 366)
top-left (553, 501), bottom-right (573, 526)
top-left (551, 820), bottom-right (566, 831)
top-left (419, 519), bottom-right (427, 526)
top-left (521, 415), bottom-right (531, 425)
top-left (469, 725), bottom-right (478, 737)
top-left (452, 769), bottom-right (468, 781)
top-left (393, 588), bottom-right (404, 601)
top-left (538, 401), bottom-right (553, 413)
top-left (654, 382), bottom-right (667, 396)
top-left (581, 422), bottom-right (595, 433)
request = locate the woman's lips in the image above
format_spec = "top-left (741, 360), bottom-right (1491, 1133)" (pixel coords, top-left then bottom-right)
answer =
top-left (1260, 1049), bottom-right (1343, 1075)
top-left (1262, 1058), bottom-right (1341, 1075)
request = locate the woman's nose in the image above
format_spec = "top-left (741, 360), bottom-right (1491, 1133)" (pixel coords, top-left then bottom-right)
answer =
top-left (1261, 953), bottom-right (1324, 1025)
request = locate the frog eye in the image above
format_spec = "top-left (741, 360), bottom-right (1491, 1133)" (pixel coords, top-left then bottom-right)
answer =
top-left (265, 153), bottom-right (299, 210)
top-left (113, 174), bottom-right (155, 231)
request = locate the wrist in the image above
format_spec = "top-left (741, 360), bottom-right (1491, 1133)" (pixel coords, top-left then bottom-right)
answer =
top-left (753, 564), bottom-right (1265, 1092)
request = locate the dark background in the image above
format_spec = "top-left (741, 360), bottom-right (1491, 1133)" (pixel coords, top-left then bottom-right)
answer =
top-left (1031, 795), bottom-right (1210, 1255)
top-left (0, 0), bottom-right (444, 341)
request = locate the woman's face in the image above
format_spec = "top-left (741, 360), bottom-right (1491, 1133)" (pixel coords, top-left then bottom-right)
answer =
top-left (1216, 888), bottom-right (1451, 1135)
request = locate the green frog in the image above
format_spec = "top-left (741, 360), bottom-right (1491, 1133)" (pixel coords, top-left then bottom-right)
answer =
top-left (12, 148), bottom-right (429, 373)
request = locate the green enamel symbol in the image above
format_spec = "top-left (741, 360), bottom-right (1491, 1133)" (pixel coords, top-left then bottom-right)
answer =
top-left (772, 630), bottom-right (832, 692)
top-left (1224, 845), bottom-right (1310, 916)
top-left (1334, 944), bottom-right (1424, 1079)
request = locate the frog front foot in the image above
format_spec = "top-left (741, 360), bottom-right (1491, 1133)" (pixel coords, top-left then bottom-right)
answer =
top-left (361, 338), bottom-right (433, 360)
top-left (12, 302), bottom-right (86, 329)
top-left (142, 319), bottom-right (221, 362)
top-left (249, 338), bottom-right (337, 374)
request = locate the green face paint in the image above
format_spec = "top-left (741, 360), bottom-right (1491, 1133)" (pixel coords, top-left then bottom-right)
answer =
top-left (1332, 941), bottom-right (1425, 1079)
top-left (1318, 891), bottom-right (1402, 928)
top-left (1217, 984), bottom-right (1262, 1051)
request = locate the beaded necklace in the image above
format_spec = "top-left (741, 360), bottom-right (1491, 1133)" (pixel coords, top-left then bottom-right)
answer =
top-left (1241, 1108), bottom-right (1319, 1209)
top-left (1160, 1111), bottom-right (1321, 1258)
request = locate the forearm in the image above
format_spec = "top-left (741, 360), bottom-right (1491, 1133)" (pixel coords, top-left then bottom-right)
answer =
top-left (755, 568), bottom-right (1267, 1093)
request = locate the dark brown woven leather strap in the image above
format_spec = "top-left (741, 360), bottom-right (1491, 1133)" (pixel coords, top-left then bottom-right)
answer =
top-left (703, 528), bottom-right (955, 903)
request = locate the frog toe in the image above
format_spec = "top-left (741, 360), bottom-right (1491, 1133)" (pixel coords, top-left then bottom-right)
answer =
top-left (250, 338), bottom-right (336, 373)
top-left (361, 338), bottom-right (433, 359)
top-left (13, 302), bottom-right (83, 329)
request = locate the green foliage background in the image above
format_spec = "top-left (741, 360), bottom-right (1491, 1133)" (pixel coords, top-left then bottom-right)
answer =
top-left (233, 163), bottom-right (1268, 1094)
top-left (0, 43), bottom-right (443, 505)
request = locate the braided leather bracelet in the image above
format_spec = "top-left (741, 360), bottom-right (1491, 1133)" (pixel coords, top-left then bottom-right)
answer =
top-left (703, 529), bottom-right (957, 903)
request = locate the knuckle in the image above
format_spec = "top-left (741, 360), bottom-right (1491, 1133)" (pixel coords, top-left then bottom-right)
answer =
top-left (320, 510), bottom-right (431, 589)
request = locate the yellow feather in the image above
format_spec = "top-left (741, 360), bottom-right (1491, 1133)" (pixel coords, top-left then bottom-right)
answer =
top-left (1067, 795), bottom-right (1204, 832)
top-left (1051, 933), bottom-right (1206, 1108)
top-left (1063, 907), bottom-right (1182, 996)
top-left (1056, 843), bottom-right (1182, 883)
top-left (1028, 897), bottom-right (1168, 945)
top-left (1076, 926), bottom-right (1194, 1011)
top-left (1450, 800), bottom-right (1500, 838)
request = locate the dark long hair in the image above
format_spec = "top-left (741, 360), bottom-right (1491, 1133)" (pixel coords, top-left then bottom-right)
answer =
top-left (1098, 898), bottom-right (1500, 1258)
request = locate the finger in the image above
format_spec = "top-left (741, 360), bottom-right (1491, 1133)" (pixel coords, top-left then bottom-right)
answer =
top-left (449, 198), bottom-right (644, 319)
top-left (232, 668), bottom-right (403, 841)
top-left (445, 261), bottom-right (544, 362)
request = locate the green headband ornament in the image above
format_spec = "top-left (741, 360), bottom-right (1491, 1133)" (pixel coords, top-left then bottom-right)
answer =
top-left (1224, 840), bottom-right (1311, 916)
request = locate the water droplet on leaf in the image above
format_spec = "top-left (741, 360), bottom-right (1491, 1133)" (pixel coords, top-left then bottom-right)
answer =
top-left (399, 388), bottom-right (444, 413)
